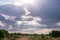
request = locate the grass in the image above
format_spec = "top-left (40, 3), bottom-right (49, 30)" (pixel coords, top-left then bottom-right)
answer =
top-left (3, 33), bottom-right (60, 40)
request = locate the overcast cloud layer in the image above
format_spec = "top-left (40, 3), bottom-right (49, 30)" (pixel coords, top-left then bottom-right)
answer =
top-left (0, 0), bottom-right (60, 34)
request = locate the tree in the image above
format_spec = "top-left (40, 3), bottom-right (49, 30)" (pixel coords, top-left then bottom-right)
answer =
top-left (0, 30), bottom-right (4, 37)
top-left (49, 31), bottom-right (60, 37)
top-left (0, 30), bottom-right (4, 40)
top-left (2, 30), bottom-right (9, 37)
top-left (0, 30), bottom-right (9, 40)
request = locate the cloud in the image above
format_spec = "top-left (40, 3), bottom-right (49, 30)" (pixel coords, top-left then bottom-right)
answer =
top-left (28, 0), bottom-right (60, 25)
top-left (24, 7), bottom-right (30, 15)
top-left (8, 25), bottom-right (14, 30)
top-left (9, 28), bottom-right (60, 34)
top-left (16, 20), bottom-right (47, 29)
top-left (0, 0), bottom-right (60, 34)
top-left (0, 14), bottom-right (16, 25)
top-left (0, 21), bottom-right (4, 26)
top-left (0, 14), bottom-right (9, 19)
top-left (0, 4), bottom-right (25, 16)
top-left (0, 1), bottom-right (11, 5)
top-left (56, 22), bottom-right (60, 26)
top-left (0, 14), bottom-right (16, 20)
top-left (21, 15), bottom-right (42, 21)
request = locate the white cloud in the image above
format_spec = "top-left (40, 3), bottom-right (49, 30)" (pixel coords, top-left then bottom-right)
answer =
top-left (21, 15), bottom-right (33, 21)
top-left (14, 2), bottom-right (24, 6)
top-left (0, 1), bottom-right (11, 5)
top-left (24, 7), bottom-right (30, 15)
top-left (8, 28), bottom-right (53, 34)
top-left (33, 17), bottom-right (42, 21)
top-left (16, 21), bottom-right (23, 24)
top-left (0, 14), bottom-right (9, 19)
top-left (8, 16), bottom-right (16, 20)
top-left (56, 22), bottom-right (60, 26)
top-left (21, 15), bottom-right (42, 21)
top-left (34, 28), bottom-right (52, 34)
top-left (0, 21), bottom-right (4, 26)
top-left (16, 20), bottom-right (46, 29)
top-left (0, 14), bottom-right (16, 20)
top-left (8, 25), bottom-right (13, 30)
top-left (0, 0), bottom-right (57, 34)
top-left (20, 28), bottom-right (60, 34)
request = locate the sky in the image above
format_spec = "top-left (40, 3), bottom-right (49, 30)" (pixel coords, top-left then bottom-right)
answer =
top-left (0, 0), bottom-right (60, 34)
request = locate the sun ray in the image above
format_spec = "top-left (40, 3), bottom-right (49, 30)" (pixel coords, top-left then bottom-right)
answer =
top-left (14, 0), bottom-right (34, 6)
top-left (14, 2), bottom-right (23, 6)
top-left (21, 0), bottom-right (34, 4)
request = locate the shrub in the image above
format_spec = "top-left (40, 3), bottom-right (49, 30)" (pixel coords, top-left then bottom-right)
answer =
top-left (49, 31), bottom-right (60, 37)
top-left (0, 30), bottom-right (4, 38)
top-left (0, 30), bottom-right (9, 38)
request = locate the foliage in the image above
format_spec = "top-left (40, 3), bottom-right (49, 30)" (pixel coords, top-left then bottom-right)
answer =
top-left (0, 30), bottom-right (9, 38)
top-left (40, 34), bottom-right (45, 38)
top-left (49, 31), bottom-right (60, 37)
top-left (0, 30), bottom-right (4, 38)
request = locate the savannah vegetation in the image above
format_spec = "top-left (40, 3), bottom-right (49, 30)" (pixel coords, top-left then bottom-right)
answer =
top-left (0, 30), bottom-right (60, 40)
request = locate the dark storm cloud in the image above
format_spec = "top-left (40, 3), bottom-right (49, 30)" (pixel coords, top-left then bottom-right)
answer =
top-left (0, 0), bottom-right (60, 26)
top-left (0, 4), bottom-right (25, 16)
top-left (0, 4), bottom-right (25, 21)
top-left (41, 0), bottom-right (60, 25)
top-left (28, 0), bottom-right (60, 26)
top-left (0, 0), bottom-right (60, 27)
top-left (0, 0), bottom-right (60, 33)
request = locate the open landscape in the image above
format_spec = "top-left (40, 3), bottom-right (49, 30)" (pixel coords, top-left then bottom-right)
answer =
top-left (0, 30), bottom-right (60, 40)
top-left (0, 0), bottom-right (60, 40)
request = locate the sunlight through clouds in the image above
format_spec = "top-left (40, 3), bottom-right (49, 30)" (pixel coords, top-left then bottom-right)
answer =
top-left (21, 0), bottom-right (34, 5)
top-left (0, 14), bottom-right (16, 20)
top-left (0, 14), bottom-right (10, 19)
top-left (33, 17), bottom-right (42, 21)
top-left (56, 22), bottom-right (60, 26)
top-left (24, 7), bottom-right (30, 15)
top-left (14, 0), bottom-right (45, 32)
top-left (0, 1), bottom-right (13, 5)
top-left (16, 21), bottom-right (23, 24)
top-left (14, 2), bottom-right (23, 6)
top-left (0, 0), bottom-right (60, 34)
top-left (0, 21), bottom-right (4, 26)
top-left (14, 0), bottom-right (35, 6)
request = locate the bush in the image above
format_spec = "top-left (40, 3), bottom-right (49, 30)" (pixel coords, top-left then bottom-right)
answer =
top-left (0, 30), bottom-right (4, 38)
top-left (49, 31), bottom-right (60, 37)
top-left (40, 34), bottom-right (45, 38)
top-left (0, 30), bottom-right (9, 38)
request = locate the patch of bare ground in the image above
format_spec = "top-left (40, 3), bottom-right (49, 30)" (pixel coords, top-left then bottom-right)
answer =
top-left (16, 36), bottom-right (29, 40)
top-left (4, 37), bottom-right (8, 40)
